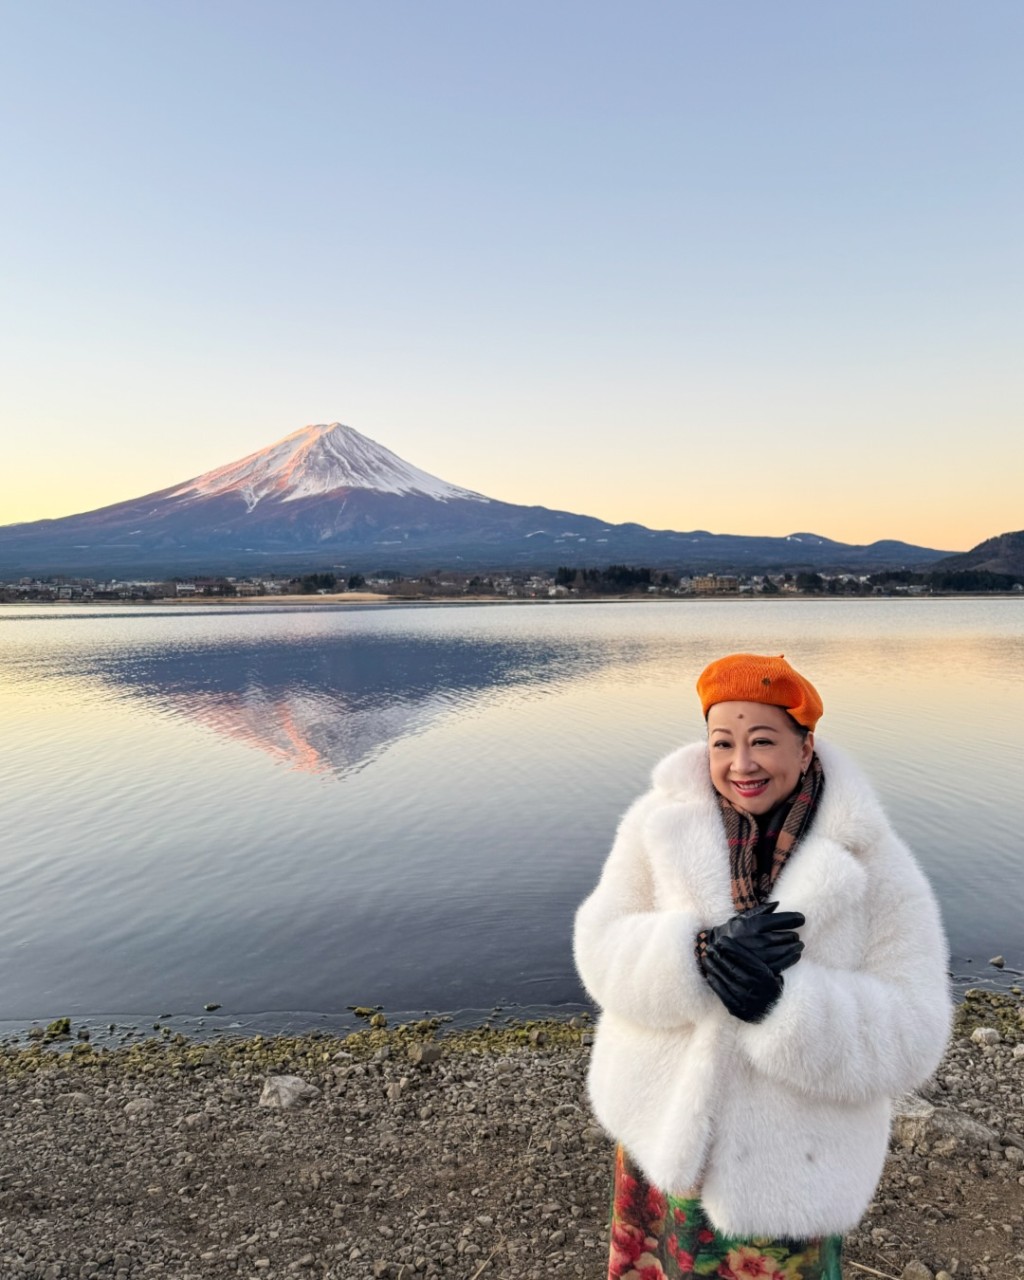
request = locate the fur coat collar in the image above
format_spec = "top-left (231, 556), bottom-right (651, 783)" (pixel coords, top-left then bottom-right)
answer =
top-left (644, 738), bottom-right (883, 951)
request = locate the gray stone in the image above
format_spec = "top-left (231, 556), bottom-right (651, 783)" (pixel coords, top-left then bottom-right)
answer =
top-left (124, 1098), bottom-right (156, 1119)
top-left (970, 1027), bottom-right (1001, 1045)
top-left (901, 1264), bottom-right (934, 1280)
top-left (892, 1095), bottom-right (937, 1148)
top-left (258, 1075), bottom-right (321, 1108)
top-left (409, 1042), bottom-right (443, 1066)
top-left (891, 1093), bottom-right (999, 1151)
top-left (989, 955), bottom-right (1005, 968)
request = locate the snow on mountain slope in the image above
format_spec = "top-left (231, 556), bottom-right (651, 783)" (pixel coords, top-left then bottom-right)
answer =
top-left (169, 422), bottom-right (490, 509)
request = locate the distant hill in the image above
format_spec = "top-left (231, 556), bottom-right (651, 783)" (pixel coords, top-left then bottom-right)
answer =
top-left (930, 530), bottom-right (1024, 577)
top-left (0, 422), bottom-right (953, 578)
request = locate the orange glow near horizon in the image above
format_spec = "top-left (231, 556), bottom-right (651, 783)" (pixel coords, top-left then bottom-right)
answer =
top-left (0, 451), bottom-right (1009, 555)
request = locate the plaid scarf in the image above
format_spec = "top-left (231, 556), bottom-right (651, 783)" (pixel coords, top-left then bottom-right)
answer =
top-left (718, 752), bottom-right (825, 913)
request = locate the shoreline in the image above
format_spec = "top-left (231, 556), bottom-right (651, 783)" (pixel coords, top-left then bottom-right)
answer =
top-left (3, 591), bottom-right (1023, 609)
top-left (3, 975), bottom-right (1021, 1055)
top-left (2, 995), bottom-right (1022, 1279)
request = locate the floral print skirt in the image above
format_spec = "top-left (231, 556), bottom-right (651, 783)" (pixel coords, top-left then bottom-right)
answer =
top-left (609, 1146), bottom-right (843, 1280)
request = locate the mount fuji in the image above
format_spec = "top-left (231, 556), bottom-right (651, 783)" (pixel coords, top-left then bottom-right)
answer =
top-left (0, 422), bottom-right (947, 576)
top-left (164, 421), bottom-right (490, 510)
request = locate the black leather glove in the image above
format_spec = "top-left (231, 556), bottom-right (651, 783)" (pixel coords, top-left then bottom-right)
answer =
top-left (702, 935), bottom-right (783, 1023)
top-left (703, 901), bottom-right (805, 977)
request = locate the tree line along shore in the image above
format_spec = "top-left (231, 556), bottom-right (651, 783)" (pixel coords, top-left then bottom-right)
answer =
top-left (4, 562), bottom-right (1023, 604)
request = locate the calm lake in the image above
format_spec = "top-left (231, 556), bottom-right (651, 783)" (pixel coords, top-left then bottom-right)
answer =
top-left (1, 598), bottom-right (1021, 1042)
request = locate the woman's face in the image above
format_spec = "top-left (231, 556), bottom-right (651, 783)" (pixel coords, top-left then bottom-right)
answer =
top-left (706, 701), bottom-right (813, 816)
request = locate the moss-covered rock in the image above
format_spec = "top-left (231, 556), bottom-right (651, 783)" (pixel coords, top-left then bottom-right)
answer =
top-left (0, 1016), bottom-right (593, 1081)
top-left (953, 988), bottom-right (1023, 1044)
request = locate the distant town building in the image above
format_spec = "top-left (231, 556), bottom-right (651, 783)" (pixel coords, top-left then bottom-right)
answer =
top-left (693, 574), bottom-right (739, 594)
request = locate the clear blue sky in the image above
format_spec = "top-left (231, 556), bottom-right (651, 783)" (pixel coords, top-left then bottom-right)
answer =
top-left (2, 1), bottom-right (1021, 549)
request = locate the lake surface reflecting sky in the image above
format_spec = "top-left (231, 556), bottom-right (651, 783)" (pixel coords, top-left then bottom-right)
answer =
top-left (1, 599), bottom-right (1021, 1038)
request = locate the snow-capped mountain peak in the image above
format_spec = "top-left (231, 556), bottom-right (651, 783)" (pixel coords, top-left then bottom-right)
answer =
top-left (170, 422), bottom-right (489, 509)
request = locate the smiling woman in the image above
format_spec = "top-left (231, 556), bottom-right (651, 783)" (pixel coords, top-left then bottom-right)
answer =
top-left (573, 651), bottom-right (952, 1280)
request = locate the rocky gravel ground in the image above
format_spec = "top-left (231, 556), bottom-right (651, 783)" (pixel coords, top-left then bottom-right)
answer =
top-left (1, 992), bottom-right (1022, 1280)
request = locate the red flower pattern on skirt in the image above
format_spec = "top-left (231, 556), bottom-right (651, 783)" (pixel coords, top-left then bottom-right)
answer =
top-left (607, 1146), bottom-right (842, 1280)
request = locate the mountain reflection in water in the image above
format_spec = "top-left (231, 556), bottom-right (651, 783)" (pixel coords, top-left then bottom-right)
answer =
top-left (67, 630), bottom-right (616, 776)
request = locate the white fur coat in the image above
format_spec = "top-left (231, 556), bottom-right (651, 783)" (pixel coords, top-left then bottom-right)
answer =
top-left (573, 738), bottom-right (951, 1238)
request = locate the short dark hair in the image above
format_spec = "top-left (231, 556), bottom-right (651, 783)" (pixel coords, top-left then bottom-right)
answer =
top-left (783, 710), bottom-right (810, 739)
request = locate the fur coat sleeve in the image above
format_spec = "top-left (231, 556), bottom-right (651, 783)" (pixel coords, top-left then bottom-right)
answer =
top-left (573, 793), bottom-right (719, 1028)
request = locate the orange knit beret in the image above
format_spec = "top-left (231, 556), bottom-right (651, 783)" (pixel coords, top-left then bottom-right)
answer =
top-left (696, 653), bottom-right (823, 731)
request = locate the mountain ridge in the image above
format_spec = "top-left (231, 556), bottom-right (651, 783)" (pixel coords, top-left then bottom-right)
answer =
top-left (929, 529), bottom-right (1024, 577)
top-left (0, 421), bottom-right (954, 577)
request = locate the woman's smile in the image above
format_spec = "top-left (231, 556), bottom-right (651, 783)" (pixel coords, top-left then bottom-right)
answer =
top-left (730, 776), bottom-right (771, 799)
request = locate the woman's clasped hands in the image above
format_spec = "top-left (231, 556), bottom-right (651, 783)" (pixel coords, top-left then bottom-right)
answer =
top-left (699, 901), bottom-right (806, 1023)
